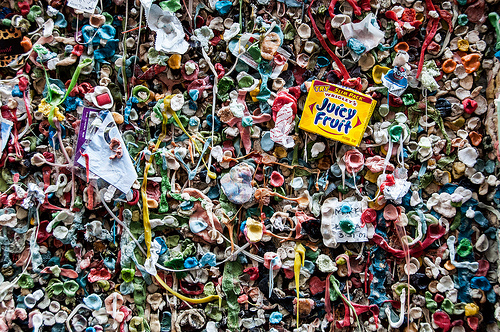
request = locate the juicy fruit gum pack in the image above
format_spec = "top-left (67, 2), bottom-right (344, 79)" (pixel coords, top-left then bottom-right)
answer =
top-left (299, 80), bottom-right (376, 146)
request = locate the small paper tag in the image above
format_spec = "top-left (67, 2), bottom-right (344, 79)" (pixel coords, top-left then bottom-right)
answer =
top-left (67, 0), bottom-right (99, 13)
top-left (77, 112), bottom-right (138, 194)
top-left (321, 198), bottom-right (368, 247)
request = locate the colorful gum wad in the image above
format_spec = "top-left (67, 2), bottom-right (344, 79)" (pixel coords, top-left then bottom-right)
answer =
top-left (299, 80), bottom-right (376, 147)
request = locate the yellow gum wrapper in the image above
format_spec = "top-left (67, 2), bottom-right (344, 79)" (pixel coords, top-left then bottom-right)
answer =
top-left (299, 80), bottom-right (376, 147)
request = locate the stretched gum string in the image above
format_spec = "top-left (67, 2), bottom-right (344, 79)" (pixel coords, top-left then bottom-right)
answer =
top-left (141, 108), bottom-right (167, 258)
top-left (385, 288), bottom-right (406, 328)
top-left (268, 257), bottom-right (278, 299)
top-left (154, 274), bottom-right (221, 305)
top-left (343, 302), bottom-right (380, 329)
top-left (395, 224), bottom-right (411, 329)
top-left (417, 0), bottom-right (439, 78)
top-left (12, 120), bottom-right (23, 159)
top-left (175, 137), bottom-right (212, 180)
top-left (87, 182), bottom-right (95, 210)
top-left (294, 244), bottom-right (306, 328)
top-left (200, 47), bottom-right (218, 177)
top-left (345, 0), bottom-right (362, 15)
top-left (325, 19), bottom-right (347, 48)
top-left (336, 254), bottom-right (352, 276)
top-left (34, 48), bottom-right (91, 127)
top-left (324, 273), bottom-right (334, 322)
top-left (330, 274), bottom-right (362, 330)
top-left (328, 0), bottom-right (338, 21)
top-left (364, 251), bottom-right (371, 294)
top-left (80, 152), bottom-right (90, 183)
top-left (496, 99), bottom-right (500, 162)
top-left (164, 97), bottom-right (214, 178)
top-left (308, 0), bottom-right (350, 81)
top-left (416, 18), bottom-right (439, 79)
top-left (61, 58), bottom-right (93, 105)
top-left (23, 90), bottom-right (32, 126)
top-left (371, 223), bottom-right (446, 258)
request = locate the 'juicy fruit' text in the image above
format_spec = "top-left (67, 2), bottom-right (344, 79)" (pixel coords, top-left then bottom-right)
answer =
top-left (313, 98), bottom-right (357, 134)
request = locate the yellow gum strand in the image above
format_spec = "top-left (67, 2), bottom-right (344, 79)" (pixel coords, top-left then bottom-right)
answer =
top-left (155, 274), bottom-right (221, 306)
top-left (163, 97), bottom-right (215, 179)
top-left (142, 111), bottom-right (168, 258)
top-left (38, 100), bottom-right (64, 128)
top-left (294, 243), bottom-right (306, 328)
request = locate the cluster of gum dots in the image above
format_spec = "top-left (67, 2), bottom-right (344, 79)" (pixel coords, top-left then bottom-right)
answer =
top-left (0, 0), bottom-right (499, 331)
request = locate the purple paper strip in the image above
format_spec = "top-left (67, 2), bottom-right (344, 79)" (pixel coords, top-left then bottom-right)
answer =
top-left (75, 107), bottom-right (100, 165)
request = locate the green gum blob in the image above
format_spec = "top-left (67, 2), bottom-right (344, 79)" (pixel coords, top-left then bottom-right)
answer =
top-left (217, 77), bottom-right (234, 101)
top-left (65, 296), bottom-right (76, 306)
top-left (388, 124), bottom-right (404, 142)
top-left (235, 60), bottom-right (249, 73)
top-left (1, 169), bottom-right (13, 185)
top-left (74, 196), bottom-right (84, 209)
top-left (164, 254), bottom-right (186, 278)
top-left (133, 278), bottom-right (146, 316)
top-left (305, 248), bottom-right (321, 262)
top-left (102, 12), bottom-right (113, 25)
top-left (204, 282), bottom-right (216, 296)
top-left (130, 220), bottom-right (145, 237)
top-left (205, 302), bottom-right (223, 321)
top-left (418, 173), bottom-right (434, 189)
top-left (273, 187), bottom-right (286, 202)
top-left (121, 268), bottom-right (136, 283)
top-left (449, 211), bottom-right (461, 231)
top-left (488, 14), bottom-right (500, 49)
top-left (394, 283), bottom-right (416, 296)
top-left (222, 261), bottom-right (243, 331)
top-left (438, 156), bottom-right (456, 168)
top-left (63, 280), bottom-right (79, 297)
top-left (129, 316), bottom-right (150, 332)
top-left (339, 219), bottom-right (356, 234)
top-left (247, 44), bottom-right (262, 64)
top-left (18, 274), bottom-right (34, 289)
top-left (425, 291), bottom-right (438, 312)
top-left (159, 0), bottom-right (182, 12)
top-left (165, 235), bottom-right (180, 248)
top-left (238, 75), bottom-right (255, 89)
top-left (282, 21), bottom-right (296, 40)
top-left (27, 5), bottom-right (42, 22)
top-left (181, 241), bottom-right (196, 258)
top-left (402, 93), bottom-right (415, 106)
top-left (0, 175), bottom-right (8, 192)
top-left (337, 185), bottom-right (350, 194)
top-left (456, 238), bottom-right (473, 257)
top-left (46, 279), bottom-right (63, 296)
top-left (22, 136), bottom-right (38, 152)
top-left (97, 280), bottom-right (110, 291)
top-left (441, 299), bottom-right (455, 315)
top-left (65, 249), bottom-right (77, 262)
